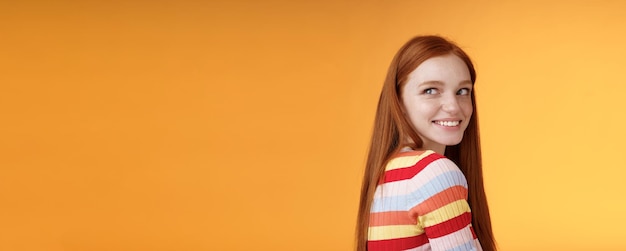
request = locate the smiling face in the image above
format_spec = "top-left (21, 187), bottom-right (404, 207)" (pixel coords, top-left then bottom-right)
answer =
top-left (400, 54), bottom-right (474, 154)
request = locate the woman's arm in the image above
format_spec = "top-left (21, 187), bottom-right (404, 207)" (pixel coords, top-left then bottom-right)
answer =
top-left (407, 156), bottom-right (482, 251)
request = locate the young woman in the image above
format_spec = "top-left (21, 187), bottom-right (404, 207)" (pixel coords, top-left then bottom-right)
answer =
top-left (356, 36), bottom-right (496, 251)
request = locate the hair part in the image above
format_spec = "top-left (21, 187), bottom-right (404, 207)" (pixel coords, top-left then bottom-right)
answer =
top-left (355, 35), bottom-right (496, 251)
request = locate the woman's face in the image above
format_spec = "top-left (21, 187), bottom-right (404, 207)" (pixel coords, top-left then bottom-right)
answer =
top-left (401, 54), bottom-right (473, 153)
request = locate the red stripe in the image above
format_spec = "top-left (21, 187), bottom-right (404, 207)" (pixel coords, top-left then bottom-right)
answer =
top-left (423, 212), bottom-right (472, 238)
top-left (470, 226), bottom-right (477, 239)
top-left (368, 234), bottom-right (429, 251)
top-left (383, 152), bottom-right (444, 183)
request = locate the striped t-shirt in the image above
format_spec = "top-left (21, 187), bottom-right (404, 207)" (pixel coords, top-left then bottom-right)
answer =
top-left (367, 150), bottom-right (482, 251)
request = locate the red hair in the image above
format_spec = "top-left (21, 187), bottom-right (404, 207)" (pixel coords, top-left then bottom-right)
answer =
top-left (355, 35), bottom-right (496, 251)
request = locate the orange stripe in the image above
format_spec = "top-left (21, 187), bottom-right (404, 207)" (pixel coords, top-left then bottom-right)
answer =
top-left (369, 211), bottom-right (417, 227)
top-left (409, 186), bottom-right (467, 216)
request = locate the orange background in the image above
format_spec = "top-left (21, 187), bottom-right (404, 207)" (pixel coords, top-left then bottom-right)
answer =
top-left (2, 1), bottom-right (626, 250)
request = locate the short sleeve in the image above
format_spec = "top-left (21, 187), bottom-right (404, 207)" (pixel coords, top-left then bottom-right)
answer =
top-left (407, 156), bottom-right (482, 251)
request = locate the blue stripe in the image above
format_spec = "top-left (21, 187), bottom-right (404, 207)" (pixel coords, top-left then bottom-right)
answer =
top-left (371, 168), bottom-right (468, 212)
top-left (448, 239), bottom-right (478, 251)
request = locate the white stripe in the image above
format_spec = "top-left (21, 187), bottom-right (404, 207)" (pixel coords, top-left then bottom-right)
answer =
top-left (428, 225), bottom-right (477, 251)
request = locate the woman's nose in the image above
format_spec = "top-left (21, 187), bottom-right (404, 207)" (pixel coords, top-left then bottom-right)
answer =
top-left (441, 95), bottom-right (460, 114)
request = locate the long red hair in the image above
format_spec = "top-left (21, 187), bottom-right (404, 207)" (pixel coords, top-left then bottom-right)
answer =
top-left (356, 35), bottom-right (496, 251)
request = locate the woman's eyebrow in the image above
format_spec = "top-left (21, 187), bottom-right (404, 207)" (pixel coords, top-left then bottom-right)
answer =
top-left (459, 80), bottom-right (473, 86)
top-left (417, 80), bottom-right (444, 86)
top-left (418, 80), bottom-right (472, 86)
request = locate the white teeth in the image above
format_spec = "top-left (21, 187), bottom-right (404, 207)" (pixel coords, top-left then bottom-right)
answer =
top-left (434, 121), bottom-right (460, 127)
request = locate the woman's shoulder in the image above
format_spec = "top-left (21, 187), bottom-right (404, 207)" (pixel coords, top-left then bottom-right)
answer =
top-left (385, 149), bottom-right (447, 172)
top-left (383, 149), bottom-right (464, 184)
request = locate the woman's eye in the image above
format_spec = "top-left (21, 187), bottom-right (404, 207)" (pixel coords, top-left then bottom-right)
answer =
top-left (423, 88), bottom-right (438, 95)
top-left (457, 88), bottom-right (471, 95)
